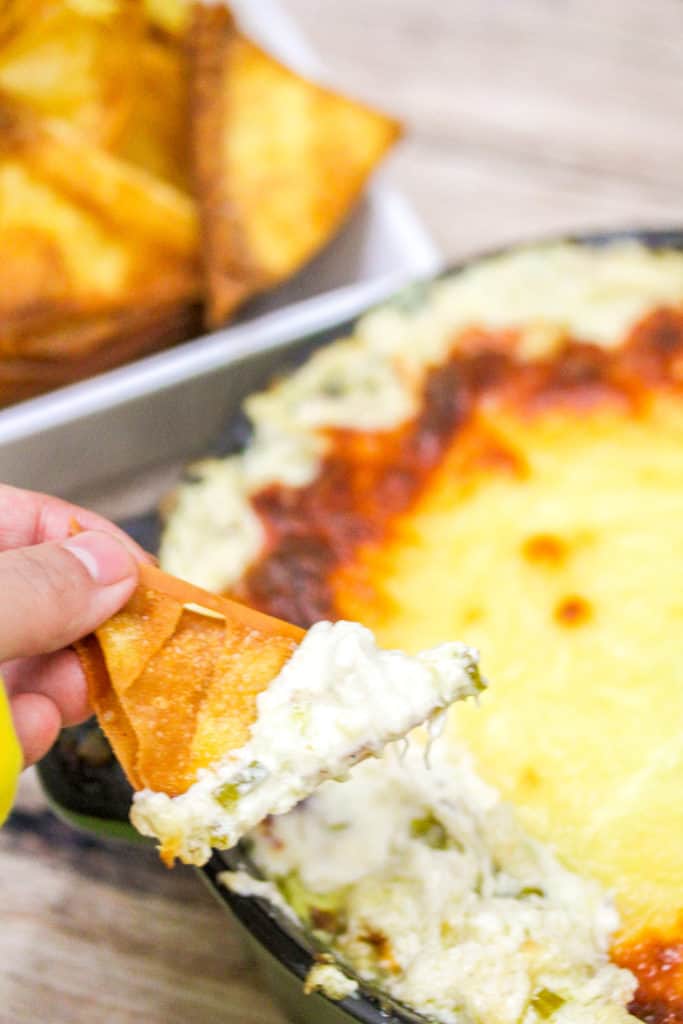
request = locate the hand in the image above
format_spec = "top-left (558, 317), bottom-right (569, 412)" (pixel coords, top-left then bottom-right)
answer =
top-left (0, 484), bottom-right (149, 767)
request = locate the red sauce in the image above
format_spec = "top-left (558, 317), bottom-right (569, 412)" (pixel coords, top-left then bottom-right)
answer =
top-left (238, 358), bottom-right (471, 624)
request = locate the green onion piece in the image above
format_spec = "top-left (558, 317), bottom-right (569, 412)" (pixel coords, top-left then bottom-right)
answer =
top-left (410, 814), bottom-right (449, 850)
top-left (531, 989), bottom-right (565, 1018)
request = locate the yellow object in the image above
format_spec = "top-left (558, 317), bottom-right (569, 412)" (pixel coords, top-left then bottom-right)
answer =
top-left (0, 678), bottom-right (21, 825)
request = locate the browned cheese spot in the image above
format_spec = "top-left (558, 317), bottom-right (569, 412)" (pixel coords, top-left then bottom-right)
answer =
top-left (523, 533), bottom-right (568, 566)
top-left (554, 595), bottom-right (593, 628)
top-left (358, 928), bottom-right (401, 974)
top-left (614, 930), bottom-right (683, 1024)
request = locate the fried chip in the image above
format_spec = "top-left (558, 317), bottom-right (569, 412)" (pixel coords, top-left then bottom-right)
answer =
top-left (143, 0), bottom-right (191, 37)
top-left (124, 609), bottom-right (227, 794)
top-left (0, 0), bottom-right (141, 146)
top-left (0, 96), bottom-right (200, 343)
top-left (188, 627), bottom-right (302, 777)
top-left (0, 1), bottom-right (401, 397)
top-left (0, 2), bottom-right (39, 48)
top-left (112, 23), bottom-right (191, 192)
top-left (96, 587), bottom-right (184, 694)
top-left (0, 301), bottom-right (199, 405)
top-left (74, 565), bottom-right (303, 797)
top-left (189, 3), bottom-right (402, 327)
top-left (1, 299), bottom-right (199, 361)
top-left (77, 632), bottom-right (143, 789)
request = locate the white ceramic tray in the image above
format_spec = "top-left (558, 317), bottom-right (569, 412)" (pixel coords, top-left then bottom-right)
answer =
top-left (0, 0), bottom-right (439, 499)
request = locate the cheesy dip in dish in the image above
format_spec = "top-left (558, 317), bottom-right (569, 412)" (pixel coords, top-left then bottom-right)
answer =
top-left (161, 241), bottom-right (683, 1024)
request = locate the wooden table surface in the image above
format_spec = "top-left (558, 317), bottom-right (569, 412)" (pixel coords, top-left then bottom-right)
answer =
top-left (3, 1), bottom-right (683, 1021)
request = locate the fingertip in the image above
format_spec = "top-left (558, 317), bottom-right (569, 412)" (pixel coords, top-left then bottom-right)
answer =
top-left (10, 691), bottom-right (61, 767)
top-left (0, 538), bottom-right (140, 661)
top-left (62, 530), bottom-right (139, 587)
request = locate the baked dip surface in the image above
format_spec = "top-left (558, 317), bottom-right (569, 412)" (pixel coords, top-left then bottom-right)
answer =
top-left (163, 242), bottom-right (683, 1024)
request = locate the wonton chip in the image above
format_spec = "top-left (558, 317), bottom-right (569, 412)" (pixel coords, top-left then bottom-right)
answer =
top-left (189, 3), bottom-right (402, 327)
top-left (0, 96), bottom-right (200, 342)
top-left (1, 299), bottom-right (199, 361)
top-left (0, 301), bottom-right (198, 405)
top-left (112, 22), bottom-right (190, 192)
top-left (143, 0), bottom-right (191, 38)
top-left (95, 586), bottom-right (184, 693)
top-left (0, 0), bottom-right (141, 146)
top-left (74, 565), bottom-right (303, 797)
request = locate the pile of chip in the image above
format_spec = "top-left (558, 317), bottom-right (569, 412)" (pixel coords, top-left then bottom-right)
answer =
top-left (0, 0), bottom-right (400, 405)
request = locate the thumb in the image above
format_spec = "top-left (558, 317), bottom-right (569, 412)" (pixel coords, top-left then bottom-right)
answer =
top-left (0, 530), bottom-right (138, 662)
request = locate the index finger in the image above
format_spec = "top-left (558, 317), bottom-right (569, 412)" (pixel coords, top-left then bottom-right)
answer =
top-left (0, 484), bottom-right (152, 560)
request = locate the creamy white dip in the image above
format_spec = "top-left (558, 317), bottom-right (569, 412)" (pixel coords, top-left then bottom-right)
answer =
top-left (160, 241), bottom-right (683, 593)
top-left (244, 738), bottom-right (638, 1024)
top-left (303, 962), bottom-right (359, 1001)
top-left (131, 621), bottom-right (483, 866)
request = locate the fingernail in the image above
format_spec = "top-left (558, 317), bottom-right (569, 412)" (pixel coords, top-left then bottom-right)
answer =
top-left (62, 531), bottom-right (137, 586)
